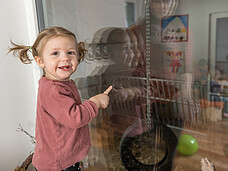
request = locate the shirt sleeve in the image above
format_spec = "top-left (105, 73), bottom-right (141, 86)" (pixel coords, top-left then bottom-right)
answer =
top-left (41, 83), bottom-right (98, 128)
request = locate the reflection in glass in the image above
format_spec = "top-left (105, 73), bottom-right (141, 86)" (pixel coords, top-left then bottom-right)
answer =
top-left (37, 0), bottom-right (228, 170)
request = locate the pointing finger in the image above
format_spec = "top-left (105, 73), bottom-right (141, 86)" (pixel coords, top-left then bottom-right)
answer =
top-left (103, 85), bottom-right (113, 95)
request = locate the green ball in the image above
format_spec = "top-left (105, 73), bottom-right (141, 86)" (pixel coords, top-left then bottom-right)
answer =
top-left (177, 134), bottom-right (198, 155)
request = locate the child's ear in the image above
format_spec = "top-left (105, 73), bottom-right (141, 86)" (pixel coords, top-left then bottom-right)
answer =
top-left (35, 56), bottom-right (44, 68)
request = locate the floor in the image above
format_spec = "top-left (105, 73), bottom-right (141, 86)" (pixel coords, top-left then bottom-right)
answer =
top-left (82, 114), bottom-right (228, 171)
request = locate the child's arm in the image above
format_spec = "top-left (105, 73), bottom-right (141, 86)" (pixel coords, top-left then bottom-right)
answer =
top-left (40, 84), bottom-right (112, 128)
top-left (89, 86), bottom-right (112, 108)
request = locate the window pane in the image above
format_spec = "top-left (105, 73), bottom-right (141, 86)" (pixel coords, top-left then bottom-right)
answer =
top-left (35, 1), bottom-right (228, 170)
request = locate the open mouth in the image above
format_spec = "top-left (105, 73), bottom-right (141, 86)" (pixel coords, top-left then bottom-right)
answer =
top-left (58, 65), bottom-right (71, 71)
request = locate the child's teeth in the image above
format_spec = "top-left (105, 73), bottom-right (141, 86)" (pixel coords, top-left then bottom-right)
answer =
top-left (59, 66), bottom-right (69, 69)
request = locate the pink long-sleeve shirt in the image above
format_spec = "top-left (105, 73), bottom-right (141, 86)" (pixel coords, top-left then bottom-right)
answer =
top-left (32, 76), bottom-right (98, 171)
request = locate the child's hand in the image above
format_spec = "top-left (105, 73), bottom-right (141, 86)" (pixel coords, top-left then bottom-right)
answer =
top-left (89, 86), bottom-right (112, 108)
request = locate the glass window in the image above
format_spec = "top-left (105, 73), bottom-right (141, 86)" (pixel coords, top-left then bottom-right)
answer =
top-left (35, 0), bottom-right (228, 170)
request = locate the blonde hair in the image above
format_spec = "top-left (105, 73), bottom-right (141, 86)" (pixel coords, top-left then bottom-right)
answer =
top-left (8, 26), bottom-right (87, 64)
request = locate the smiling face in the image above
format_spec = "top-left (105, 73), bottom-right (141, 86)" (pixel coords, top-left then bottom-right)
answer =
top-left (35, 36), bottom-right (78, 81)
top-left (108, 36), bottom-right (134, 68)
top-left (127, 29), bottom-right (141, 67)
top-left (107, 29), bottom-right (134, 69)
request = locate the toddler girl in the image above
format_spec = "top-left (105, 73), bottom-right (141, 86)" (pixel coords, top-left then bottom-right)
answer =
top-left (8, 26), bottom-right (112, 171)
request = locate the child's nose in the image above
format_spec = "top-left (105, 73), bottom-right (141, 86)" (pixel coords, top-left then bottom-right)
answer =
top-left (61, 53), bottom-right (70, 61)
top-left (127, 48), bottom-right (134, 59)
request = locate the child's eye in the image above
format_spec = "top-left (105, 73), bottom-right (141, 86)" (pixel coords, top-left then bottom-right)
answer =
top-left (122, 47), bottom-right (128, 51)
top-left (68, 51), bottom-right (75, 55)
top-left (52, 52), bottom-right (58, 55)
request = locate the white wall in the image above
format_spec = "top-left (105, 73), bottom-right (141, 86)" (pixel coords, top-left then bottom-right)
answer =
top-left (0, 0), bottom-right (38, 170)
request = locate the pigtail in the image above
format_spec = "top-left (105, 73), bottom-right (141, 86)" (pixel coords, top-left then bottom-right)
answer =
top-left (8, 40), bottom-right (33, 64)
top-left (77, 42), bottom-right (87, 63)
